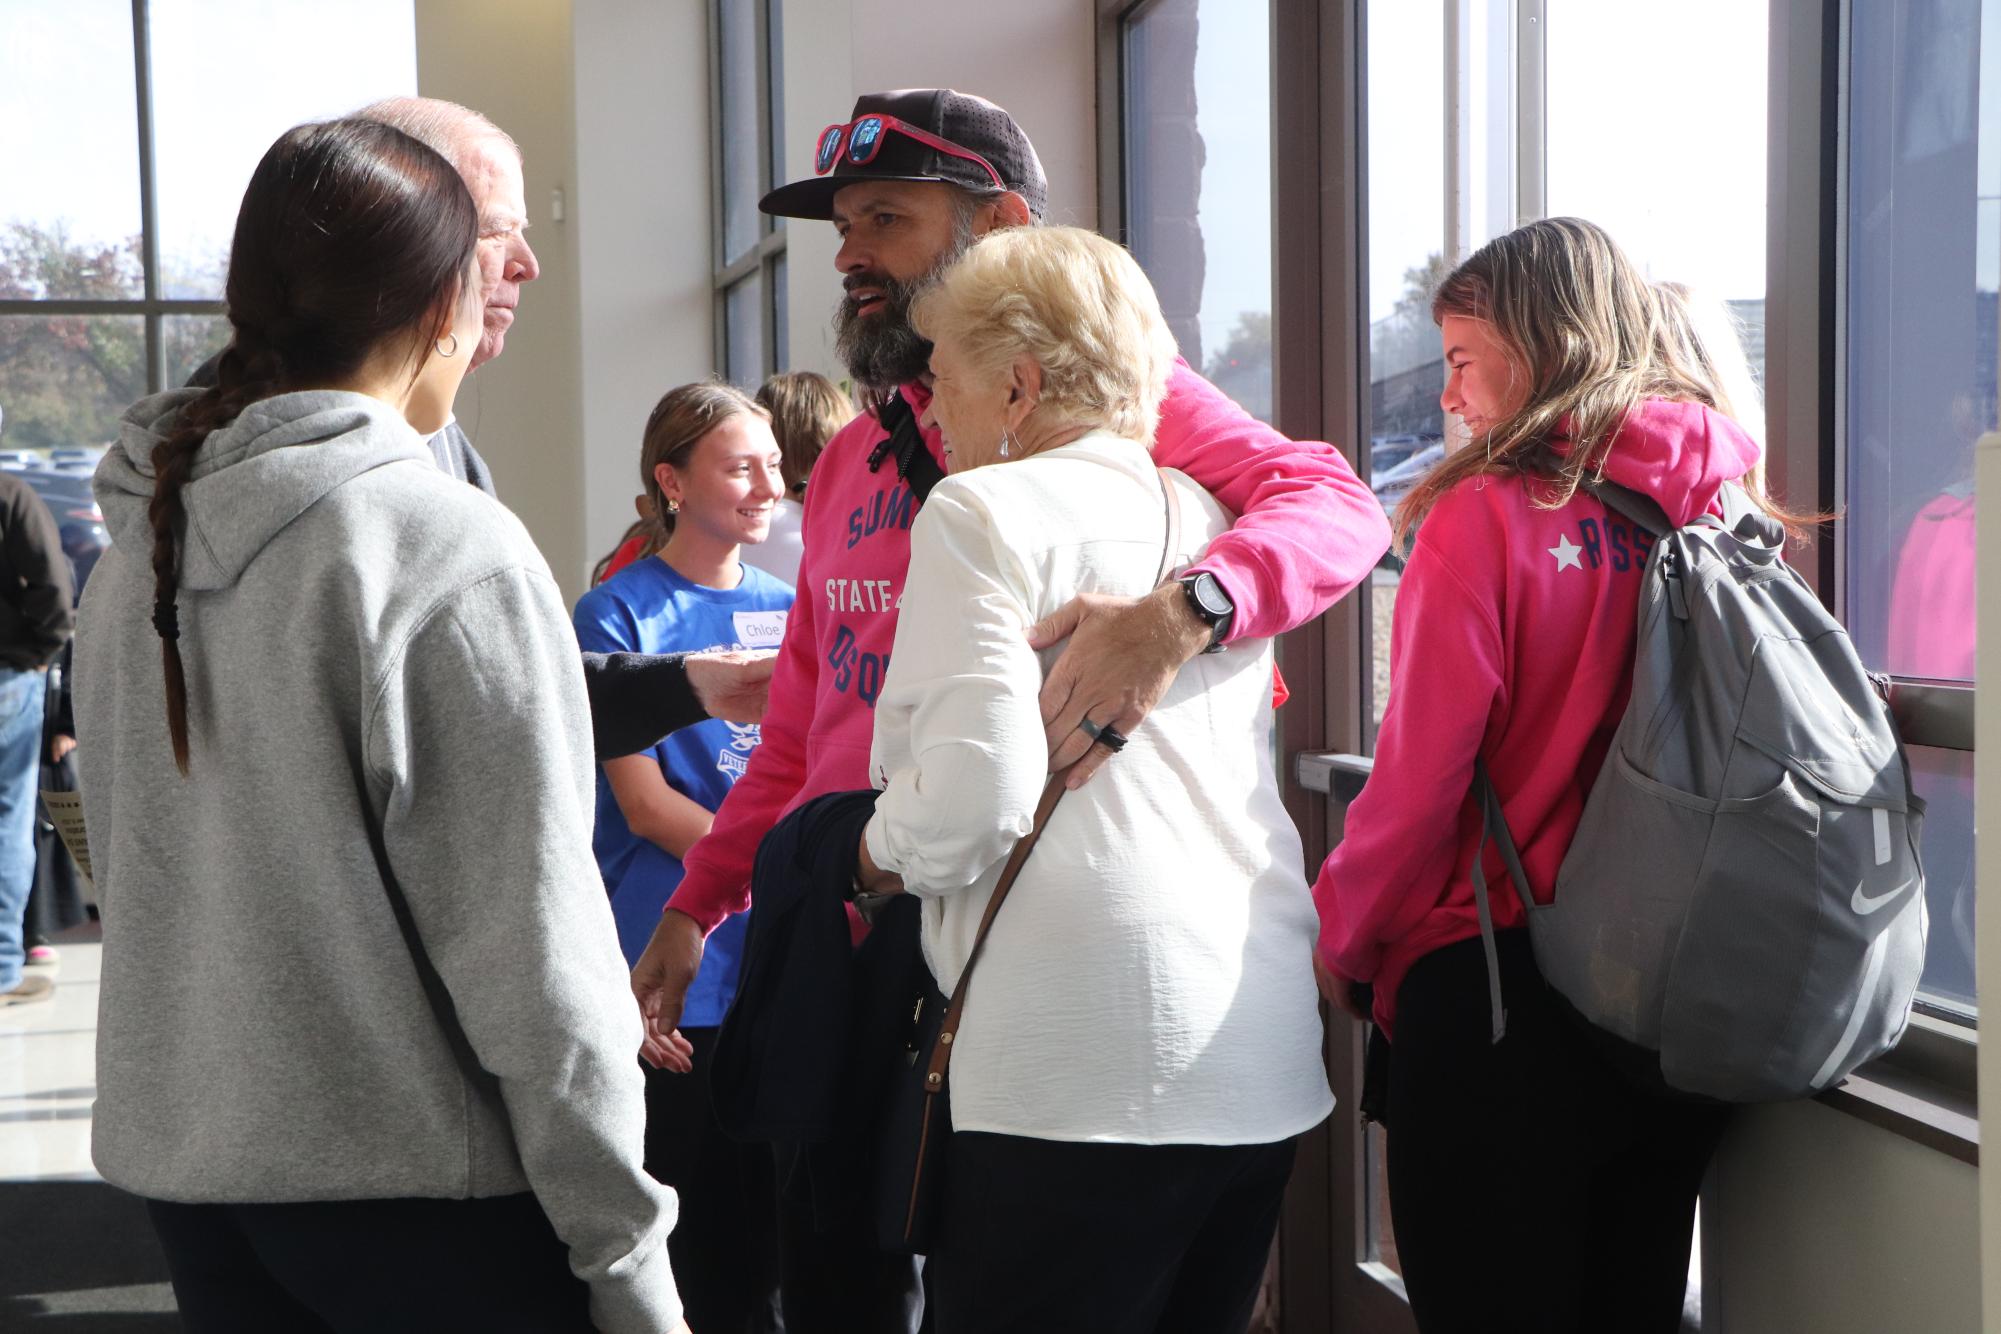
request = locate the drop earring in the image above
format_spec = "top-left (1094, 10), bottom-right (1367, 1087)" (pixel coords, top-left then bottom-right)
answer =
top-left (998, 427), bottom-right (1014, 459)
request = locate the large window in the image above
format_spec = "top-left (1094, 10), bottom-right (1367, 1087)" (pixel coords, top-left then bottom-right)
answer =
top-left (1355, 0), bottom-right (1454, 1287)
top-left (0, 0), bottom-right (415, 452)
top-left (1114, 2), bottom-right (1987, 1328)
top-left (712, 0), bottom-right (786, 386)
top-left (1123, 0), bottom-right (1274, 423)
top-left (1545, 0), bottom-right (1769, 412)
top-left (1364, 0), bottom-right (1450, 741)
top-left (1842, 0), bottom-right (1996, 1018)
top-left (1352, 2), bottom-right (1772, 1315)
top-left (1363, 2), bottom-right (1771, 739)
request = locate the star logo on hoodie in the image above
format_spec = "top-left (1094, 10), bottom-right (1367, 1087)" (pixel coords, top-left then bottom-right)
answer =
top-left (1549, 535), bottom-right (1584, 572)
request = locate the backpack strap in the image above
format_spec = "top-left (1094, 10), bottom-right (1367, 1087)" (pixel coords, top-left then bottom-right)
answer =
top-left (1590, 476), bottom-right (1782, 547)
top-left (1468, 758), bottom-right (1539, 1045)
top-left (1584, 478), bottom-right (1690, 618)
top-left (1718, 481), bottom-right (1787, 547)
top-left (869, 390), bottom-right (947, 505)
top-left (1582, 478), bottom-right (1672, 538)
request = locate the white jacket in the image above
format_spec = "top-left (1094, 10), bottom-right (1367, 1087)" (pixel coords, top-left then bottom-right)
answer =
top-left (864, 432), bottom-right (1333, 1145)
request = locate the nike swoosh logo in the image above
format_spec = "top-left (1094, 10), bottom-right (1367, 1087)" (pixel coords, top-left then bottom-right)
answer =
top-left (1852, 878), bottom-right (1916, 916)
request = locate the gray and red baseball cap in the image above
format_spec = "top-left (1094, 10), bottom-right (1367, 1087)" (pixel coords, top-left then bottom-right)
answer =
top-left (760, 88), bottom-right (1048, 222)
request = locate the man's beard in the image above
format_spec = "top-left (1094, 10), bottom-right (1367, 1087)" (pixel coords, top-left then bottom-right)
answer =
top-left (832, 240), bottom-right (968, 391)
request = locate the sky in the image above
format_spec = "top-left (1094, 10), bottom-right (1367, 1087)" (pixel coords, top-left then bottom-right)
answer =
top-left (1168, 0), bottom-right (1784, 366)
top-left (1185, 0), bottom-right (1274, 366)
top-left (0, 0), bottom-right (415, 297)
top-left (1367, 0), bottom-right (1774, 328)
top-left (3, 0), bottom-right (1992, 324)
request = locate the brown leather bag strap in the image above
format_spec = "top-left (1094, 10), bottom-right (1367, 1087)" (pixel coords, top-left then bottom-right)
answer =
top-left (1153, 466), bottom-right (1184, 588)
top-left (922, 765), bottom-right (1073, 1094)
top-left (921, 466), bottom-right (1182, 1097)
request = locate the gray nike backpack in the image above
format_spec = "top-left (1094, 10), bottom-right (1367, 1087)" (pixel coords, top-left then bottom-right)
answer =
top-left (1469, 481), bottom-right (1927, 1102)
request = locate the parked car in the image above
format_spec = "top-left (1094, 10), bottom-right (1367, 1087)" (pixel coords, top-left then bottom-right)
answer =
top-left (8, 467), bottom-right (109, 595)
top-left (1371, 439), bottom-right (1446, 512)
top-left (1370, 433), bottom-right (1426, 477)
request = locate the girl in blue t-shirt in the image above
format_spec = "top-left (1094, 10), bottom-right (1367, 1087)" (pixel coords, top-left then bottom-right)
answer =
top-left (572, 381), bottom-right (793, 1333)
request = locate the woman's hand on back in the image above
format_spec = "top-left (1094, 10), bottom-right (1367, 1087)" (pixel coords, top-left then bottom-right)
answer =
top-left (1029, 584), bottom-right (1213, 789)
top-left (1313, 950), bottom-right (1370, 1023)
top-left (632, 910), bottom-right (705, 1073)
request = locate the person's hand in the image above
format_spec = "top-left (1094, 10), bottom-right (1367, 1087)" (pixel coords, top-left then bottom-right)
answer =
top-left (685, 650), bottom-right (777, 724)
top-left (48, 734), bottom-right (75, 765)
top-left (1029, 583), bottom-right (1213, 789)
top-left (855, 827), bottom-right (906, 897)
top-left (1314, 951), bottom-right (1369, 1023)
top-left (632, 909), bottom-right (704, 1073)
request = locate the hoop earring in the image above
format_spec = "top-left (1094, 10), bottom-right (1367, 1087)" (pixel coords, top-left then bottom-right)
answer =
top-left (436, 333), bottom-right (459, 358)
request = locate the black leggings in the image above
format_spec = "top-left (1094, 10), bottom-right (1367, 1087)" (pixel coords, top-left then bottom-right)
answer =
top-left (929, 1131), bottom-right (1297, 1334)
top-left (146, 1192), bottom-right (591, 1332)
top-left (642, 1027), bottom-right (783, 1333)
top-left (1385, 931), bottom-right (1730, 1334)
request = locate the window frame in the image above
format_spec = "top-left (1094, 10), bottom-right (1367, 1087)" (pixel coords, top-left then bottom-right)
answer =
top-left (710, 0), bottom-right (787, 382)
top-left (1813, 0), bottom-right (1980, 1137)
top-left (0, 0), bottom-right (227, 395)
top-left (1105, 0), bottom-right (1384, 1326)
top-left (1107, 0), bottom-right (1982, 1326)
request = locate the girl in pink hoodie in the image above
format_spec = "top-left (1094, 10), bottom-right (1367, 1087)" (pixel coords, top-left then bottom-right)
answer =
top-left (1312, 218), bottom-right (1789, 1333)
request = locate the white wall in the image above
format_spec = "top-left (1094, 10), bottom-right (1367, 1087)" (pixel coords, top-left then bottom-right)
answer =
top-left (415, 0), bottom-right (590, 599)
top-left (572, 0), bottom-right (714, 590)
top-left (1706, 1102), bottom-right (1980, 1332)
top-left (774, 0), bottom-right (851, 383)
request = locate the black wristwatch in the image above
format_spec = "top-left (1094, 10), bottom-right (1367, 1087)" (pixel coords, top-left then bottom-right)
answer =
top-left (1177, 572), bottom-right (1234, 653)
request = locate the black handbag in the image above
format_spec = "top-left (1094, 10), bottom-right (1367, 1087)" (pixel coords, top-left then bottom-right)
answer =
top-left (873, 465), bottom-right (1186, 1253)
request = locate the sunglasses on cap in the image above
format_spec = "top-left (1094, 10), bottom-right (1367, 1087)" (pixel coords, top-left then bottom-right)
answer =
top-left (813, 114), bottom-right (1005, 191)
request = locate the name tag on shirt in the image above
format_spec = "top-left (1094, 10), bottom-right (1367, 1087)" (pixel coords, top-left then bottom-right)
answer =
top-left (734, 610), bottom-right (789, 650)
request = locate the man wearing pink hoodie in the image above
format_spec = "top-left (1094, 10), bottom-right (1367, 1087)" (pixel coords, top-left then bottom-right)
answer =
top-left (634, 88), bottom-right (1390, 1328)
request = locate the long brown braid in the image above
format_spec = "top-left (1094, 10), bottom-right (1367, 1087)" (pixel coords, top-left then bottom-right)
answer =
top-left (147, 341), bottom-right (287, 773)
top-left (144, 118), bottom-right (478, 774)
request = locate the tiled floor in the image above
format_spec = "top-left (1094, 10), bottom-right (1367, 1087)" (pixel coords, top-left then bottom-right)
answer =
top-left (0, 927), bottom-right (102, 1183)
top-left (0, 923), bottom-right (179, 1330)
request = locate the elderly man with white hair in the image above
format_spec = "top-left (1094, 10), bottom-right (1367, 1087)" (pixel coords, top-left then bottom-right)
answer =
top-left (353, 96), bottom-right (541, 493)
top-left (185, 96), bottom-right (536, 493)
top-left (357, 99), bottom-right (780, 746)
top-left (189, 98), bottom-right (770, 743)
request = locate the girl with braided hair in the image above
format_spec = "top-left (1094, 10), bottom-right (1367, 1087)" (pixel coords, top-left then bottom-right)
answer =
top-left (71, 119), bottom-right (687, 1333)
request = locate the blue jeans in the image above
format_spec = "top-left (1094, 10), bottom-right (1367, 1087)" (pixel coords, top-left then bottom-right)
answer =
top-left (0, 668), bottom-right (47, 990)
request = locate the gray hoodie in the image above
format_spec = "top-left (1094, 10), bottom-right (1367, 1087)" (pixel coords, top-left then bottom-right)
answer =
top-left (74, 389), bottom-right (681, 1333)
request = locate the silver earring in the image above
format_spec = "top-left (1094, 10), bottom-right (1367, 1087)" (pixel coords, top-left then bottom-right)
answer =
top-left (436, 333), bottom-right (459, 358)
top-left (998, 427), bottom-right (1014, 459)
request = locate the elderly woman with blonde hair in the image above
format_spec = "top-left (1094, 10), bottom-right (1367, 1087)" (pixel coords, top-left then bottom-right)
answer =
top-left (851, 225), bottom-right (1332, 1333)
